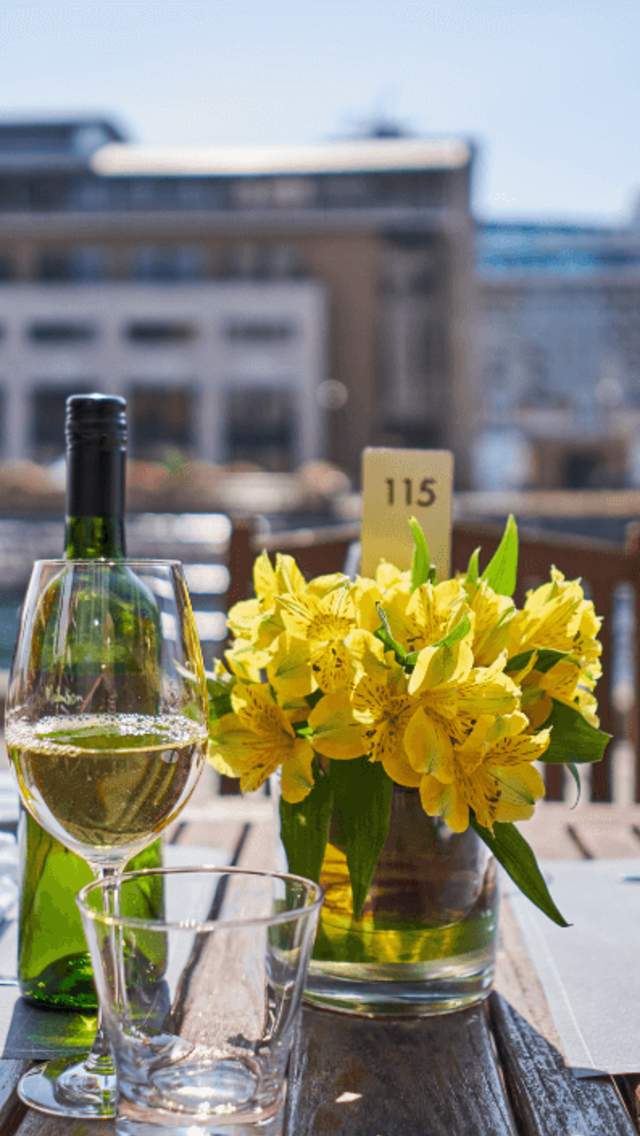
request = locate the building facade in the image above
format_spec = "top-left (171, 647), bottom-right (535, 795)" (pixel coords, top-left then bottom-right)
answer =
top-left (477, 222), bottom-right (640, 488)
top-left (0, 119), bottom-right (476, 479)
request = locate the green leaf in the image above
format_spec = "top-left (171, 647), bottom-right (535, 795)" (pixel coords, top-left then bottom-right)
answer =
top-left (330, 758), bottom-right (393, 919)
top-left (374, 603), bottom-right (408, 664)
top-left (409, 516), bottom-right (431, 591)
top-left (471, 816), bottom-right (569, 927)
top-left (481, 514), bottom-right (519, 596)
top-left (434, 614), bottom-right (471, 650)
top-left (205, 672), bottom-right (234, 722)
top-left (278, 768), bottom-right (333, 885)
top-left (466, 547), bottom-right (481, 583)
top-left (541, 699), bottom-right (611, 764)
top-left (506, 648), bottom-right (572, 675)
top-left (566, 762), bottom-right (581, 808)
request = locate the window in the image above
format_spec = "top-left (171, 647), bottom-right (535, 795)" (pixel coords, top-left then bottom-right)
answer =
top-left (225, 319), bottom-right (296, 343)
top-left (225, 386), bottom-right (294, 470)
top-left (130, 245), bottom-right (205, 281)
top-left (126, 321), bottom-right (196, 344)
top-left (31, 383), bottom-right (93, 458)
top-left (231, 177), bottom-right (314, 209)
top-left (129, 386), bottom-right (195, 458)
top-left (28, 321), bottom-right (97, 344)
top-left (36, 246), bottom-right (108, 282)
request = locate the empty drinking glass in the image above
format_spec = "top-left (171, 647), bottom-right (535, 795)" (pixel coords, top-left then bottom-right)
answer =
top-left (77, 866), bottom-right (323, 1135)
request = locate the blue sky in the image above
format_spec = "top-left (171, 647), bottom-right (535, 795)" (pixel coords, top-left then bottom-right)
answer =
top-left (1, 0), bottom-right (638, 221)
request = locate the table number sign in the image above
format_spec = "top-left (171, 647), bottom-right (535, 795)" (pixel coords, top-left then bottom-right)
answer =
top-left (360, 447), bottom-right (454, 578)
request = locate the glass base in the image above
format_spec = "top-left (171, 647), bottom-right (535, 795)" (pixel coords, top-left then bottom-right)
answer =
top-left (304, 950), bottom-right (495, 1017)
top-left (18, 1055), bottom-right (116, 1119)
top-left (116, 1098), bottom-right (284, 1135)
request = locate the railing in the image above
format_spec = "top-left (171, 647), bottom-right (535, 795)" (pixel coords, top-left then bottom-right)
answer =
top-left (225, 519), bottom-right (640, 804)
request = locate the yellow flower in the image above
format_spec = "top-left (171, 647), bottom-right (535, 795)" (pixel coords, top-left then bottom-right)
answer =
top-left (352, 666), bottom-right (421, 787)
top-left (509, 568), bottom-right (602, 667)
top-left (350, 562), bottom-right (411, 633)
top-left (207, 682), bottom-right (314, 802)
top-left (279, 584), bottom-right (356, 692)
top-left (521, 656), bottom-right (601, 730)
top-left (466, 579), bottom-right (514, 666)
top-left (407, 639), bottom-right (519, 745)
top-left (227, 551), bottom-right (308, 649)
top-left (418, 713), bottom-right (549, 833)
top-left (384, 578), bottom-right (469, 654)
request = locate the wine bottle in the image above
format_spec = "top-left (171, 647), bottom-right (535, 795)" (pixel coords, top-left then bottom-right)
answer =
top-left (17, 393), bottom-right (163, 1008)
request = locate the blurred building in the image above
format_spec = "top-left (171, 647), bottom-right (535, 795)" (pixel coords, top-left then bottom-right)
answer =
top-left (0, 118), bottom-right (476, 479)
top-left (477, 222), bottom-right (640, 488)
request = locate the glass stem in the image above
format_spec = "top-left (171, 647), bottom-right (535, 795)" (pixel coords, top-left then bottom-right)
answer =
top-left (83, 863), bottom-right (122, 1077)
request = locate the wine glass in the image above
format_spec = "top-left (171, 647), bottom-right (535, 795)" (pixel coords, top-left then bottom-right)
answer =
top-left (5, 559), bottom-right (209, 1119)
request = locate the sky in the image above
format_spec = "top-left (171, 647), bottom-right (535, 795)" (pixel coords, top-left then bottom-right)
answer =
top-left (1, 0), bottom-right (639, 222)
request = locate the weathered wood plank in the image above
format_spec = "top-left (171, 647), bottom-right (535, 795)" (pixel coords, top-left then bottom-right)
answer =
top-left (14, 1114), bottom-right (112, 1136)
top-left (524, 812), bottom-right (584, 859)
top-left (286, 1004), bottom-right (516, 1135)
top-left (493, 902), bottom-right (636, 1135)
top-left (570, 820), bottom-right (640, 859)
top-left (0, 1060), bottom-right (27, 1136)
top-left (235, 818), bottom-right (277, 871)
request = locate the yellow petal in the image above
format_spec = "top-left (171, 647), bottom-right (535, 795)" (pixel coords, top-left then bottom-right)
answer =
top-left (419, 775), bottom-right (469, 833)
top-left (253, 551), bottom-right (278, 601)
top-left (308, 572), bottom-right (350, 597)
top-left (311, 641), bottom-right (354, 693)
top-left (225, 641), bottom-right (270, 683)
top-left (492, 727), bottom-right (551, 765)
top-left (231, 682), bottom-right (295, 739)
top-left (281, 739), bottom-right (316, 803)
top-left (380, 742), bottom-right (422, 788)
top-left (347, 628), bottom-right (387, 679)
top-left (457, 668), bottom-right (519, 718)
top-left (493, 763), bottom-right (546, 821)
top-left (404, 707), bottom-right (454, 782)
top-left (227, 598), bottom-right (262, 641)
top-left (266, 634), bottom-right (313, 699)
top-left (275, 553), bottom-right (307, 595)
top-left (408, 639), bottom-right (473, 696)
top-left (308, 691), bottom-right (366, 759)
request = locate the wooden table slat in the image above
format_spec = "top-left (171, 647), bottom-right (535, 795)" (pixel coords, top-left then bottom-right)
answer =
top-left (0, 1060), bottom-right (27, 1136)
top-left (287, 1005), bottom-right (517, 1136)
top-left (569, 820), bottom-right (640, 859)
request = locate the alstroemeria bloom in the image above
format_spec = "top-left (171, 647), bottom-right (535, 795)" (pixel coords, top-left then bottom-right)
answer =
top-left (227, 551), bottom-right (307, 650)
top-left (383, 578), bottom-right (469, 654)
top-left (352, 665), bottom-right (421, 787)
top-left (508, 568), bottom-right (602, 669)
top-left (407, 639), bottom-right (519, 745)
top-left (278, 584), bottom-right (356, 692)
top-left (207, 682), bottom-right (314, 802)
top-left (418, 713), bottom-right (549, 833)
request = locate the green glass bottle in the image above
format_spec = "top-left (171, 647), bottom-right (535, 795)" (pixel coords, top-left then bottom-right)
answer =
top-left (17, 393), bottom-right (163, 1008)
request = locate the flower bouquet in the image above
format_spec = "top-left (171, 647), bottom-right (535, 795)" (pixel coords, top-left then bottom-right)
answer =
top-left (208, 516), bottom-right (609, 1014)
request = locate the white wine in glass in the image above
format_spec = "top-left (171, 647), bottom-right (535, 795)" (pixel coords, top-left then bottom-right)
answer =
top-left (5, 558), bottom-right (208, 1120)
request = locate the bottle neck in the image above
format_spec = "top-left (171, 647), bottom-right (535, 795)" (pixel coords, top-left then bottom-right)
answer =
top-left (64, 443), bottom-right (126, 559)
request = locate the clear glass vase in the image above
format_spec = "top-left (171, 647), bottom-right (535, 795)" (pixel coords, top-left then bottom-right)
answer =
top-left (277, 784), bottom-right (498, 1017)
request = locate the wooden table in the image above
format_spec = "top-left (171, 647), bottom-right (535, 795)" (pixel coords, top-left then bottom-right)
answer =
top-left (3, 800), bottom-right (640, 1136)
